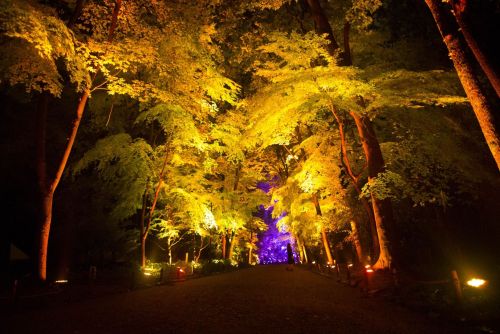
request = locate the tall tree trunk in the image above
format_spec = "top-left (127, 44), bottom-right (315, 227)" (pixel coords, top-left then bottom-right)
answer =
top-left (107, 0), bottom-right (122, 43)
top-left (349, 111), bottom-right (395, 269)
top-left (296, 236), bottom-right (305, 263)
top-left (450, 0), bottom-right (500, 97)
top-left (329, 103), bottom-right (378, 259)
top-left (221, 232), bottom-right (227, 259)
top-left (343, 21), bottom-right (352, 66)
top-left (302, 243), bottom-right (309, 264)
top-left (311, 193), bottom-right (334, 264)
top-left (248, 228), bottom-right (254, 264)
top-left (36, 90), bottom-right (89, 281)
top-left (141, 152), bottom-right (169, 268)
top-left (425, 0), bottom-right (500, 170)
top-left (68, 0), bottom-right (86, 28)
top-left (139, 183), bottom-right (149, 268)
top-left (306, 0), bottom-right (343, 62)
top-left (248, 245), bottom-right (253, 264)
top-left (350, 220), bottom-right (364, 264)
top-left (228, 233), bottom-right (237, 260)
top-left (167, 237), bottom-right (172, 265)
top-left (35, 0), bottom-right (123, 282)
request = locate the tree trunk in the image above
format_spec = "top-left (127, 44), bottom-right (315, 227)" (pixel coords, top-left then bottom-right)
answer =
top-left (34, 0), bottom-right (123, 282)
top-left (296, 237), bottom-right (305, 263)
top-left (141, 152), bottom-right (169, 269)
top-left (233, 163), bottom-right (242, 191)
top-left (68, 0), bottom-right (86, 28)
top-left (350, 220), bottom-right (365, 264)
top-left (248, 245), bottom-right (253, 264)
top-left (37, 193), bottom-right (53, 282)
top-left (221, 232), bottom-right (227, 259)
top-left (302, 243), bottom-right (308, 264)
top-left (168, 237), bottom-right (172, 265)
top-left (350, 111), bottom-right (395, 269)
top-left (306, 0), bottom-right (343, 62)
top-left (329, 103), bottom-right (379, 259)
top-left (139, 183), bottom-right (149, 268)
top-left (320, 227), bottom-right (334, 265)
top-left (311, 193), bottom-right (334, 264)
top-left (450, 0), bottom-right (500, 97)
top-left (36, 90), bottom-right (89, 281)
top-left (343, 21), bottom-right (352, 66)
top-left (425, 0), bottom-right (500, 170)
top-left (228, 234), bottom-right (237, 260)
top-left (107, 0), bottom-right (122, 43)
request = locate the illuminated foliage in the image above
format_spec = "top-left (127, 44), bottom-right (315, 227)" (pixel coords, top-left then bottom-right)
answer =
top-left (1, 0), bottom-right (498, 275)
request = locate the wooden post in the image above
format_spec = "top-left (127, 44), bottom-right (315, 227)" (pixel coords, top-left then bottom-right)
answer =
top-left (185, 252), bottom-right (189, 264)
top-left (451, 270), bottom-right (463, 304)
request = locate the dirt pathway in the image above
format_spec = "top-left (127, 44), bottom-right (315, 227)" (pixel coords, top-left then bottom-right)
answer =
top-left (3, 265), bottom-right (469, 334)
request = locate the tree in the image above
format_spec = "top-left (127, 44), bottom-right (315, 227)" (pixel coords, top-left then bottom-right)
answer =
top-left (424, 0), bottom-right (500, 170)
top-left (449, 0), bottom-right (500, 97)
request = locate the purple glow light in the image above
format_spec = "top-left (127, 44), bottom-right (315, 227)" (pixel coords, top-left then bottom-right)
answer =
top-left (256, 205), bottom-right (298, 264)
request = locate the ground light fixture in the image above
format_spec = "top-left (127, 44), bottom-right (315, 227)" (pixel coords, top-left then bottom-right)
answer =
top-left (466, 278), bottom-right (487, 288)
top-left (54, 279), bottom-right (68, 284)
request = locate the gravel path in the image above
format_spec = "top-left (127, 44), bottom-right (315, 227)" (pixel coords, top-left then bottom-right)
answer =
top-left (4, 265), bottom-right (469, 334)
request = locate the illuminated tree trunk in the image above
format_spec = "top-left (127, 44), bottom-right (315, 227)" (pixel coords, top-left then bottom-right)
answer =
top-left (248, 245), bottom-right (253, 264)
top-left (329, 104), bottom-right (379, 259)
top-left (36, 90), bottom-right (89, 281)
top-left (141, 152), bottom-right (169, 269)
top-left (311, 193), bottom-right (334, 264)
top-left (450, 0), bottom-right (500, 97)
top-left (343, 21), bottom-right (352, 66)
top-left (350, 220), bottom-right (365, 264)
top-left (68, 0), bottom-right (86, 28)
top-left (302, 243), bottom-right (309, 264)
top-left (296, 237), bottom-right (305, 263)
top-left (139, 183), bottom-right (148, 268)
top-left (167, 236), bottom-right (172, 265)
top-left (221, 232), bottom-right (227, 259)
top-left (228, 233), bottom-right (237, 260)
top-left (425, 0), bottom-right (500, 170)
top-left (35, 0), bottom-right (122, 282)
top-left (349, 111), bottom-right (395, 269)
top-left (306, 0), bottom-right (345, 63)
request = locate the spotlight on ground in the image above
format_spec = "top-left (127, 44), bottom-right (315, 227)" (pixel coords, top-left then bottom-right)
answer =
top-left (466, 278), bottom-right (486, 288)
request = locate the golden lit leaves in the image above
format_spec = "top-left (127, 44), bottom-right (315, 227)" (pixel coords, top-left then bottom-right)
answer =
top-left (368, 69), bottom-right (468, 110)
top-left (0, 0), bottom-right (89, 95)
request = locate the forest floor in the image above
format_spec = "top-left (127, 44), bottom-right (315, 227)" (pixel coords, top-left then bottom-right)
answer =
top-left (2, 264), bottom-right (487, 334)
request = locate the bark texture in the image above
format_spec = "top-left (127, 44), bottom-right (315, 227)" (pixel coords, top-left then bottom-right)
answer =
top-left (141, 152), bottom-right (169, 268)
top-left (425, 0), bottom-right (500, 170)
top-left (36, 0), bottom-right (123, 280)
top-left (311, 193), bottom-right (334, 264)
top-left (350, 111), bottom-right (395, 269)
top-left (450, 0), bottom-right (500, 97)
top-left (329, 103), bottom-right (377, 259)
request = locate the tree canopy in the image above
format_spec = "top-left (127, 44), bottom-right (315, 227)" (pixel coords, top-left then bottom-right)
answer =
top-left (1, 0), bottom-right (498, 280)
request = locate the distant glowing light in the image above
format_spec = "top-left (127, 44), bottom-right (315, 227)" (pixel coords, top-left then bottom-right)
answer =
top-left (348, 264), bottom-right (353, 268)
top-left (143, 272), bottom-right (152, 276)
top-left (312, 261), bottom-right (316, 264)
top-left (257, 206), bottom-right (298, 264)
top-left (203, 207), bottom-right (217, 229)
top-left (365, 265), bottom-right (371, 269)
top-left (467, 278), bottom-right (486, 288)
top-left (54, 279), bottom-right (68, 284)
top-left (366, 269), bottom-right (374, 273)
